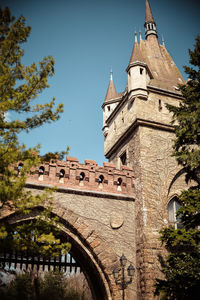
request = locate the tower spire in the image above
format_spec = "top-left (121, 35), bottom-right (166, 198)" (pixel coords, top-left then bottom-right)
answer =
top-left (135, 30), bottom-right (138, 43)
top-left (145, 0), bottom-right (155, 23)
top-left (162, 35), bottom-right (165, 46)
top-left (104, 70), bottom-right (117, 102)
top-left (110, 68), bottom-right (113, 80)
top-left (144, 0), bottom-right (157, 39)
top-left (128, 42), bottom-right (144, 66)
top-left (139, 29), bottom-right (142, 41)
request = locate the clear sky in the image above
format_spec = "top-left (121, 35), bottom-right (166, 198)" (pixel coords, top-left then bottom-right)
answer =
top-left (2, 0), bottom-right (200, 166)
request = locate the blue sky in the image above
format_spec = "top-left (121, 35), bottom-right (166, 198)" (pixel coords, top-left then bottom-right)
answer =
top-left (2, 0), bottom-right (200, 165)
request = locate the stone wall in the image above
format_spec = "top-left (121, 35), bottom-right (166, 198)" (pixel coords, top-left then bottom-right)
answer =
top-left (104, 79), bottom-right (189, 298)
top-left (108, 93), bottom-right (189, 299)
top-left (104, 90), bottom-right (182, 158)
top-left (13, 157), bottom-right (136, 300)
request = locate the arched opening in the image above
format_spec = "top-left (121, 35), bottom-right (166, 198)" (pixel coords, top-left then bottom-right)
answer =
top-left (0, 211), bottom-right (112, 300)
top-left (59, 169), bottom-right (65, 183)
top-left (38, 166), bottom-right (45, 181)
top-left (80, 172), bottom-right (85, 181)
top-left (117, 177), bottom-right (122, 191)
top-left (98, 175), bottom-right (104, 184)
top-left (98, 175), bottom-right (104, 189)
top-left (65, 232), bottom-right (109, 300)
top-left (168, 197), bottom-right (183, 229)
top-left (79, 172), bottom-right (85, 187)
top-left (17, 163), bottom-right (23, 174)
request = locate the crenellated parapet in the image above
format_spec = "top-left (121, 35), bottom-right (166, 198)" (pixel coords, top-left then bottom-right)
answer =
top-left (17, 157), bottom-right (135, 196)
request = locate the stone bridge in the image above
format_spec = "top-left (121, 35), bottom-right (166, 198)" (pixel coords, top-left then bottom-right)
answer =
top-left (8, 157), bottom-right (136, 300)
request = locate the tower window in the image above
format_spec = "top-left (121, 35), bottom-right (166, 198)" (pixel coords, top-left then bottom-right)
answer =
top-left (107, 106), bottom-right (110, 112)
top-left (158, 99), bottom-right (162, 111)
top-left (120, 152), bottom-right (127, 166)
top-left (140, 68), bottom-right (143, 75)
top-left (168, 197), bottom-right (183, 229)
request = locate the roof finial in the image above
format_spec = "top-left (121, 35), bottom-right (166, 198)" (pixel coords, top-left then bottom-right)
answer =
top-left (162, 35), bottom-right (165, 46)
top-left (139, 29), bottom-right (142, 41)
top-left (135, 30), bottom-right (138, 43)
top-left (110, 68), bottom-right (113, 80)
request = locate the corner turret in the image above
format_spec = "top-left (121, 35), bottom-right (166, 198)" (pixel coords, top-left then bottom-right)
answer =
top-left (104, 69), bottom-right (117, 102)
top-left (102, 70), bottom-right (120, 137)
top-left (126, 32), bottom-right (152, 100)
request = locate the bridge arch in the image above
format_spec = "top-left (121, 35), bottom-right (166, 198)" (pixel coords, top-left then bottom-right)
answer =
top-left (1, 206), bottom-right (121, 300)
top-left (53, 206), bottom-right (118, 300)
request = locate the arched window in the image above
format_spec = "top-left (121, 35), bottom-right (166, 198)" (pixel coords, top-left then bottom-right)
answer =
top-left (117, 178), bottom-right (122, 186)
top-left (98, 175), bottom-right (104, 184)
top-left (60, 169), bottom-right (65, 178)
top-left (17, 163), bottom-right (23, 174)
top-left (168, 197), bottom-right (182, 229)
top-left (38, 166), bottom-right (45, 181)
top-left (59, 169), bottom-right (65, 183)
top-left (39, 166), bottom-right (44, 174)
top-left (80, 172), bottom-right (85, 181)
top-left (120, 151), bottom-right (127, 166)
top-left (117, 177), bottom-right (122, 191)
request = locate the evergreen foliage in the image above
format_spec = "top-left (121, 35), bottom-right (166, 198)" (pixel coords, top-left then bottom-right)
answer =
top-left (0, 7), bottom-right (70, 257)
top-left (155, 36), bottom-right (200, 299)
top-left (40, 270), bottom-right (68, 300)
top-left (0, 272), bottom-right (32, 300)
top-left (0, 271), bottom-right (90, 300)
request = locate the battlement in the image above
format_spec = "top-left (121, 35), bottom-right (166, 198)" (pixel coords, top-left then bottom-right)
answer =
top-left (18, 157), bottom-right (135, 196)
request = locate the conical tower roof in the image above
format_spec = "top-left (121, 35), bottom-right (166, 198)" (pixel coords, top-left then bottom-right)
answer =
top-left (145, 0), bottom-right (155, 23)
top-left (104, 70), bottom-right (117, 102)
top-left (129, 41), bottom-right (145, 65)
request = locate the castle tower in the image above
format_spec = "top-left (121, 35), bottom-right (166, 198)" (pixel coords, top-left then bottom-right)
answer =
top-left (102, 70), bottom-right (119, 138)
top-left (102, 0), bottom-right (186, 299)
